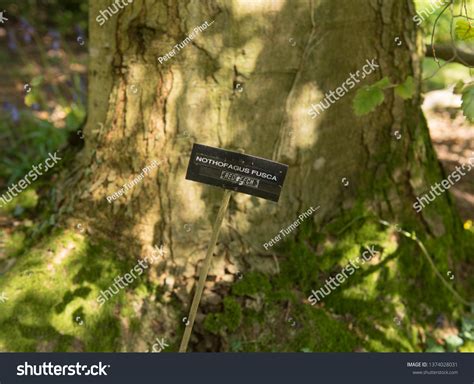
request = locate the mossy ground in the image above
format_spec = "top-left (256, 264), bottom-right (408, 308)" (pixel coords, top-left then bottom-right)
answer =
top-left (204, 209), bottom-right (474, 352)
top-left (0, 187), bottom-right (153, 352)
top-left (1, 192), bottom-right (473, 352)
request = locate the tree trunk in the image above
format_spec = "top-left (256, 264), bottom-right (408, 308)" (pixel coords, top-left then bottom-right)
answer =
top-left (54, 0), bottom-right (463, 351)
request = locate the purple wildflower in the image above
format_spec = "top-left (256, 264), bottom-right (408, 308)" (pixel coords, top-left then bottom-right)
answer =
top-left (3, 102), bottom-right (20, 123)
top-left (7, 29), bottom-right (17, 51)
top-left (48, 29), bottom-right (61, 51)
top-left (19, 17), bottom-right (35, 43)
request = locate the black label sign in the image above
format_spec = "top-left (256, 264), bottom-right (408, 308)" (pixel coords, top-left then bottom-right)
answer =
top-left (185, 144), bottom-right (288, 202)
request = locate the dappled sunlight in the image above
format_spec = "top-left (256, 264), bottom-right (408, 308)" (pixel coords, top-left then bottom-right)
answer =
top-left (230, 37), bottom-right (265, 75)
top-left (0, 229), bottom-right (128, 351)
top-left (1, 0), bottom-right (473, 356)
top-left (289, 83), bottom-right (322, 150)
top-left (231, 0), bottom-right (286, 17)
top-left (52, 241), bottom-right (76, 266)
top-left (175, 173), bottom-right (207, 225)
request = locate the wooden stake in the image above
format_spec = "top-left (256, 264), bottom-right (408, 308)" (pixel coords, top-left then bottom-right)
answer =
top-left (179, 189), bottom-right (232, 352)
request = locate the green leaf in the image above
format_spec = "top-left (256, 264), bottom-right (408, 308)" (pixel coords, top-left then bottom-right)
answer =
top-left (455, 19), bottom-right (474, 41)
top-left (353, 86), bottom-right (385, 116)
top-left (425, 338), bottom-right (445, 353)
top-left (30, 75), bottom-right (44, 87)
top-left (395, 76), bottom-right (415, 100)
top-left (373, 76), bottom-right (392, 89)
top-left (24, 92), bottom-right (38, 107)
top-left (462, 315), bottom-right (474, 333)
top-left (426, 345), bottom-right (445, 352)
top-left (461, 84), bottom-right (474, 122)
top-left (462, 330), bottom-right (474, 341)
top-left (353, 77), bottom-right (392, 116)
top-left (461, 316), bottom-right (474, 340)
top-left (445, 334), bottom-right (463, 352)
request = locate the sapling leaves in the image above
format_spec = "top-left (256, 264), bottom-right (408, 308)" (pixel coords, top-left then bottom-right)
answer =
top-left (353, 77), bottom-right (390, 116)
top-left (395, 76), bottom-right (415, 100)
top-left (455, 19), bottom-right (474, 41)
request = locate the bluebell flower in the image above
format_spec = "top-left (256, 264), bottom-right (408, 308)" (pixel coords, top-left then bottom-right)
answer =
top-left (19, 17), bottom-right (29, 28)
top-left (7, 29), bottom-right (17, 51)
top-left (48, 29), bottom-right (61, 51)
top-left (19, 17), bottom-right (35, 43)
top-left (3, 102), bottom-right (20, 123)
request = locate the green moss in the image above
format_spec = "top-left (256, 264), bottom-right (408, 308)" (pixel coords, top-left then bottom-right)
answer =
top-left (232, 271), bottom-right (271, 296)
top-left (0, 188), bottom-right (38, 215)
top-left (204, 313), bottom-right (224, 334)
top-left (223, 297), bottom-right (242, 331)
top-left (209, 205), bottom-right (469, 352)
top-left (1, 196), bottom-right (470, 352)
top-left (204, 297), bottom-right (242, 334)
top-left (234, 304), bottom-right (359, 352)
top-left (0, 229), bottom-right (137, 351)
top-left (2, 231), bottom-right (27, 257)
top-left (291, 306), bottom-right (358, 352)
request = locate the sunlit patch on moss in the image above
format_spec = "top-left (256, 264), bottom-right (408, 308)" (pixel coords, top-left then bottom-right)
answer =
top-left (204, 206), bottom-right (470, 351)
top-left (0, 229), bottom-right (133, 351)
top-left (0, 188), bottom-right (38, 215)
top-left (2, 231), bottom-right (27, 258)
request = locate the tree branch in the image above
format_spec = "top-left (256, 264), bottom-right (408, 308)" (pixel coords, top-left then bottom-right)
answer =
top-left (425, 43), bottom-right (474, 67)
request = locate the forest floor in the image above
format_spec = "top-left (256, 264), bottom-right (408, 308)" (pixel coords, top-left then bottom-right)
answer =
top-left (0, 7), bottom-right (472, 352)
top-left (1, 85), bottom-right (473, 352)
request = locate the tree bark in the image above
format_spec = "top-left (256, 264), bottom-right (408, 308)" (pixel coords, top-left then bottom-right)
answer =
top-left (56, 0), bottom-right (462, 351)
